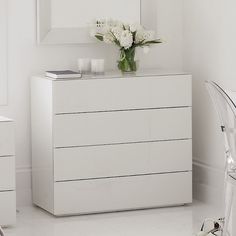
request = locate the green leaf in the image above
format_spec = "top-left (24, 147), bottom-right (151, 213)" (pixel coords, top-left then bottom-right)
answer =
top-left (144, 39), bottom-right (163, 45)
top-left (95, 35), bottom-right (104, 42)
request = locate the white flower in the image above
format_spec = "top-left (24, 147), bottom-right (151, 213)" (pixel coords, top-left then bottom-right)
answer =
top-left (96, 24), bottom-right (110, 35)
top-left (135, 30), bottom-right (155, 43)
top-left (130, 23), bottom-right (142, 33)
top-left (143, 30), bottom-right (155, 41)
top-left (91, 18), bottom-right (162, 49)
top-left (135, 30), bottom-right (145, 43)
top-left (120, 30), bottom-right (133, 49)
top-left (103, 32), bottom-right (114, 44)
top-left (111, 26), bottom-right (123, 40)
top-left (124, 23), bottom-right (130, 30)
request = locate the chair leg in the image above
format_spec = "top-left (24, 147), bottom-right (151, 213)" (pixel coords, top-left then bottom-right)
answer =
top-left (0, 227), bottom-right (4, 236)
top-left (223, 179), bottom-right (234, 236)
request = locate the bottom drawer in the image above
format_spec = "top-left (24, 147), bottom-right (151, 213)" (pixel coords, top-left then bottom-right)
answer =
top-left (0, 191), bottom-right (16, 226)
top-left (54, 172), bottom-right (192, 216)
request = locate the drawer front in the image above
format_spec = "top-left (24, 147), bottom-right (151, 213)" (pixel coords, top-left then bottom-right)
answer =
top-left (54, 108), bottom-right (192, 148)
top-left (0, 191), bottom-right (16, 226)
top-left (54, 140), bottom-right (192, 181)
top-left (0, 157), bottom-right (15, 190)
top-left (0, 122), bottom-right (14, 156)
top-left (54, 172), bottom-right (192, 215)
top-left (53, 75), bottom-right (192, 114)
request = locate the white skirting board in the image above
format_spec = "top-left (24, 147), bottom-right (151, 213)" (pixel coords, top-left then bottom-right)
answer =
top-left (193, 160), bottom-right (224, 208)
top-left (15, 167), bottom-right (32, 207)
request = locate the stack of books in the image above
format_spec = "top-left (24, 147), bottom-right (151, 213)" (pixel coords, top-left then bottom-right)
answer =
top-left (45, 70), bottom-right (82, 79)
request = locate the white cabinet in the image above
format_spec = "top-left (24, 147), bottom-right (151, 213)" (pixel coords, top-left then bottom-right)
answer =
top-left (31, 71), bottom-right (192, 216)
top-left (0, 117), bottom-right (16, 225)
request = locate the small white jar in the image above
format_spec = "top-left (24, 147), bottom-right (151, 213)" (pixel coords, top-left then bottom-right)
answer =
top-left (77, 58), bottom-right (91, 74)
top-left (91, 59), bottom-right (105, 74)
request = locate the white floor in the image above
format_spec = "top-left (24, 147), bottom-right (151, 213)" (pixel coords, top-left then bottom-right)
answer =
top-left (4, 201), bottom-right (222, 236)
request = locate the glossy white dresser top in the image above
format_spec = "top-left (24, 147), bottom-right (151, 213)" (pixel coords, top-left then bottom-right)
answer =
top-left (41, 69), bottom-right (189, 80)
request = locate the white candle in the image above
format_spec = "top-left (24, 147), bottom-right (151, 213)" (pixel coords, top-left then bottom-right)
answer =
top-left (77, 58), bottom-right (91, 74)
top-left (91, 59), bottom-right (105, 74)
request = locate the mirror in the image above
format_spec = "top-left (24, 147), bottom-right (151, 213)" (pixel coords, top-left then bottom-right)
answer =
top-left (0, 0), bottom-right (7, 105)
top-left (37, 0), bottom-right (141, 44)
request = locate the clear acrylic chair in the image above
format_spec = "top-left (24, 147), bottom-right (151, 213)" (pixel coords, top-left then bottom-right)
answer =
top-left (0, 227), bottom-right (4, 236)
top-left (205, 81), bottom-right (236, 236)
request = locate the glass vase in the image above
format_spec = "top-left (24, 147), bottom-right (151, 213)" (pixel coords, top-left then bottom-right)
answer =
top-left (118, 48), bottom-right (137, 73)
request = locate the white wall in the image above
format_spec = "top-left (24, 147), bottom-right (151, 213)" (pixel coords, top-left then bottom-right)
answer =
top-left (183, 0), bottom-right (236, 208)
top-left (0, 0), bottom-right (8, 105)
top-left (0, 0), bottom-right (184, 206)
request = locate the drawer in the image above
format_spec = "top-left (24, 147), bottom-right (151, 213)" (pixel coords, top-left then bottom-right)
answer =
top-left (0, 157), bottom-right (15, 190)
top-left (54, 107), bottom-right (192, 148)
top-left (0, 122), bottom-right (14, 156)
top-left (0, 191), bottom-right (16, 226)
top-left (53, 75), bottom-right (192, 114)
top-left (54, 172), bottom-right (192, 215)
top-left (54, 140), bottom-right (192, 181)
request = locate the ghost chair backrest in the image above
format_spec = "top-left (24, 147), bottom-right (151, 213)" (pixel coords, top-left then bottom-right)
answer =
top-left (205, 80), bottom-right (236, 169)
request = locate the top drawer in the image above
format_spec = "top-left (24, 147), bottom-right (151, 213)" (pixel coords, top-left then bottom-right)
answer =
top-left (53, 75), bottom-right (192, 114)
top-left (0, 121), bottom-right (14, 157)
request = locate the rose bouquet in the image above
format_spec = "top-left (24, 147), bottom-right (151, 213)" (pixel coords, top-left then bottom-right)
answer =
top-left (91, 19), bottom-right (162, 72)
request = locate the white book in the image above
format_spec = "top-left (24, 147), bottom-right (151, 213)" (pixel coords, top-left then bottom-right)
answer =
top-left (46, 70), bottom-right (82, 79)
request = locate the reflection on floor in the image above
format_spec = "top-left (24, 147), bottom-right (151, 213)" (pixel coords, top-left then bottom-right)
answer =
top-left (5, 201), bottom-right (222, 236)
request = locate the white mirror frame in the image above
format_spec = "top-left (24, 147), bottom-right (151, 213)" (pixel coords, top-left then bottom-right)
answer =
top-left (0, 0), bottom-right (8, 105)
top-left (37, 0), bottom-right (157, 45)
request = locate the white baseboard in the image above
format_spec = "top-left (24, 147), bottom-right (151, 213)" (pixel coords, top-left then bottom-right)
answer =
top-left (193, 160), bottom-right (224, 209)
top-left (16, 166), bottom-right (32, 207)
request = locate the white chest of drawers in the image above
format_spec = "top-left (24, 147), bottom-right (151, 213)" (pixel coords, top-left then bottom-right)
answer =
top-left (31, 70), bottom-right (192, 216)
top-left (0, 117), bottom-right (16, 225)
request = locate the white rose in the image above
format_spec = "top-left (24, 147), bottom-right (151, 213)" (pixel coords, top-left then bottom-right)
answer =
top-left (130, 23), bottom-right (142, 33)
top-left (124, 23), bottom-right (130, 30)
top-left (135, 30), bottom-right (155, 43)
top-left (135, 30), bottom-right (145, 43)
top-left (103, 32), bottom-right (114, 44)
top-left (111, 26), bottom-right (123, 40)
top-left (143, 30), bottom-right (155, 41)
top-left (120, 30), bottom-right (133, 49)
top-left (101, 25), bottom-right (111, 34)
